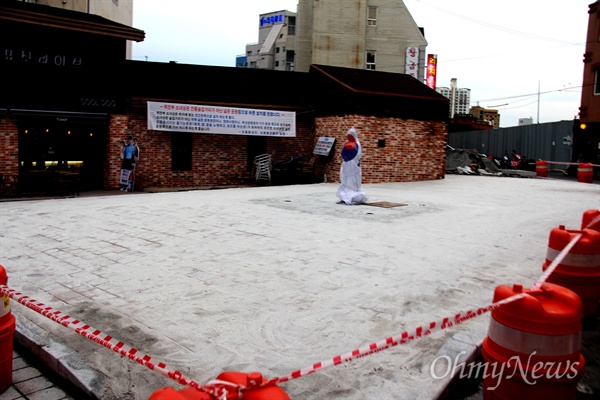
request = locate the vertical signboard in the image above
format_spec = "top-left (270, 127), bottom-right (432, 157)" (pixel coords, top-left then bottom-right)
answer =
top-left (426, 54), bottom-right (438, 89)
top-left (405, 46), bottom-right (419, 79)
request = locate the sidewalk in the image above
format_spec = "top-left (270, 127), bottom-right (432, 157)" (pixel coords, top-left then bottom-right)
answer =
top-left (0, 175), bottom-right (598, 399)
top-left (0, 347), bottom-right (83, 400)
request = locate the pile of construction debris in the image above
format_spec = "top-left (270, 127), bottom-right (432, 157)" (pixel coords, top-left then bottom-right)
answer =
top-left (446, 146), bottom-right (503, 176)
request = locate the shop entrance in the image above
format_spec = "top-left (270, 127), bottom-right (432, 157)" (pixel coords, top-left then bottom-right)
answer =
top-left (17, 114), bottom-right (108, 194)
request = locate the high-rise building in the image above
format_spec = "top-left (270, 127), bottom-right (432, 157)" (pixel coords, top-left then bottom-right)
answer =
top-left (436, 78), bottom-right (471, 118)
top-left (15, 0), bottom-right (134, 58)
top-left (244, 10), bottom-right (297, 71)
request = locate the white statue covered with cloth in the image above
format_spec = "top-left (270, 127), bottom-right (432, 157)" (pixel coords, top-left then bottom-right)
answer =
top-left (337, 127), bottom-right (367, 205)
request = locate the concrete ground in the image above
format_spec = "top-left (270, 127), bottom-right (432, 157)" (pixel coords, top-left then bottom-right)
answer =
top-left (0, 174), bottom-right (598, 400)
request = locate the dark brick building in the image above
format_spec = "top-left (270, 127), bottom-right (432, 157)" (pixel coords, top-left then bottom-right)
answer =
top-left (0, 0), bottom-right (449, 196)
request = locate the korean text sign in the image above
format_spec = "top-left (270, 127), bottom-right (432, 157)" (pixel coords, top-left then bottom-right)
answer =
top-left (147, 101), bottom-right (296, 137)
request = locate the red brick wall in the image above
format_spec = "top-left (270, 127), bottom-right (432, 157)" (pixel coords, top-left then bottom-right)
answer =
top-left (317, 115), bottom-right (447, 183)
top-left (105, 108), bottom-right (316, 190)
top-left (0, 117), bottom-right (19, 195)
top-left (106, 114), bottom-right (130, 189)
top-left (267, 114), bottom-right (315, 162)
top-left (5, 110), bottom-right (445, 193)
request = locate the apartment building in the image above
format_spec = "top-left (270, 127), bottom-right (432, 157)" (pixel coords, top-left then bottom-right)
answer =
top-left (436, 79), bottom-right (472, 119)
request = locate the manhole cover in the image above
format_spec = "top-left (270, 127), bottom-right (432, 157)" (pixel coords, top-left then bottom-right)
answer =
top-left (365, 201), bottom-right (408, 208)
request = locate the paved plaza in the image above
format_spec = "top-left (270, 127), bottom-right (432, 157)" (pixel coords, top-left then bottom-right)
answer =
top-left (0, 175), bottom-right (599, 399)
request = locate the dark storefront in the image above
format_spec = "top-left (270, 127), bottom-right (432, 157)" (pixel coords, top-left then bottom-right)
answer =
top-left (0, 0), bottom-right (144, 194)
top-left (14, 111), bottom-right (109, 193)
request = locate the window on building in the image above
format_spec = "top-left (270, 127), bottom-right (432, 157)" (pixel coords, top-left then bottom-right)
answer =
top-left (287, 16), bottom-right (296, 35)
top-left (367, 7), bottom-right (377, 26)
top-left (595, 69), bottom-right (600, 95)
top-left (250, 61), bottom-right (257, 68)
top-left (172, 133), bottom-right (192, 171)
top-left (276, 47), bottom-right (280, 53)
top-left (366, 51), bottom-right (376, 70)
top-left (275, 61), bottom-right (280, 67)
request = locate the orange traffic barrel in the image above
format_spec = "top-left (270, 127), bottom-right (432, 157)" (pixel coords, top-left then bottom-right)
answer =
top-left (582, 209), bottom-right (600, 232)
top-left (577, 162), bottom-right (593, 183)
top-left (148, 387), bottom-right (212, 400)
top-left (148, 372), bottom-right (290, 400)
top-left (482, 283), bottom-right (585, 399)
top-left (535, 160), bottom-right (548, 177)
top-left (543, 226), bottom-right (600, 318)
top-left (215, 372), bottom-right (290, 400)
top-left (0, 265), bottom-right (16, 394)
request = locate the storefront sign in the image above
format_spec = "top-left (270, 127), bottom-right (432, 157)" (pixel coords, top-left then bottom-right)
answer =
top-left (2, 46), bottom-right (83, 68)
top-left (260, 14), bottom-right (285, 27)
top-left (147, 101), bottom-right (296, 137)
top-left (426, 54), bottom-right (438, 89)
top-left (405, 46), bottom-right (419, 79)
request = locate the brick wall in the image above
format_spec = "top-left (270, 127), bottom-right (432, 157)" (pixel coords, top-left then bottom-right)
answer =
top-left (105, 108), bottom-right (317, 190)
top-left (0, 117), bottom-right (19, 196)
top-left (317, 115), bottom-right (447, 183)
top-left (267, 113), bottom-right (315, 162)
top-left (4, 110), bottom-right (445, 193)
top-left (106, 114), bottom-right (130, 189)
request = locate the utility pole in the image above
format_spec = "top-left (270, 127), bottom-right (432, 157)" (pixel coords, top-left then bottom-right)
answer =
top-left (537, 80), bottom-right (540, 124)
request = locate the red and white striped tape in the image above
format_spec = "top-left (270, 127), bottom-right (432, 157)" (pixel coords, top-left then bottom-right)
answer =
top-left (0, 283), bottom-right (528, 397)
top-left (543, 161), bottom-right (600, 168)
top-left (0, 286), bottom-right (240, 400)
top-left (263, 292), bottom-right (528, 386)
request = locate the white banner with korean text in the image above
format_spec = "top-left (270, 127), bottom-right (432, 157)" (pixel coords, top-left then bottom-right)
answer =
top-left (147, 101), bottom-right (296, 137)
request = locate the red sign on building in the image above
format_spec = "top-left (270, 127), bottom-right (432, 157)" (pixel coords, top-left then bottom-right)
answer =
top-left (426, 54), bottom-right (437, 89)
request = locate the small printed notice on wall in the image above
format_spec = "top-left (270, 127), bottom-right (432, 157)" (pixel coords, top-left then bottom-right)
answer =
top-left (147, 101), bottom-right (295, 137)
top-left (313, 137), bottom-right (336, 156)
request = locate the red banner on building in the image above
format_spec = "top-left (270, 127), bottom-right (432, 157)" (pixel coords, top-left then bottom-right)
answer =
top-left (426, 54), bottom-right (437, 89)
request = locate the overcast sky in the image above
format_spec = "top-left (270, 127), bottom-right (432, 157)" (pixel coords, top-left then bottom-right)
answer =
top-left (131, 0), bottom-right (590, 128)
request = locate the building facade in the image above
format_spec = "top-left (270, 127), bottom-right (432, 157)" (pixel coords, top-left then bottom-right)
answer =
top-left (468, 105), bottom-right (500, 129)
top-left (577, 1), bottom-right (600, 176)
top-left (448, 114), bottom-right (493, 133)
top-left (244, 10), bottom-right (297, 71)
top-left (256, 0), bottom-right (428, 78)
top-left (518, 117), bottom-right (534, 126)
top-left (16, 0), bottom-right (134, 57)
